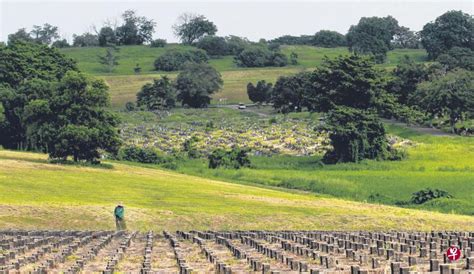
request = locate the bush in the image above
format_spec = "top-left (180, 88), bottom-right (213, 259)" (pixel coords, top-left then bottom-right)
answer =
top-left (125, 101), bottom-right (136, 111)
top-left (150, 39), bottom-right (167, 48)
top-left (154, 49), bottom-right (209, 71)
top-left (196, 36), bottom-right (229, 56)
top-left (386, 148), bottom-right (408, 161)
top-left (410, 188), bottom-right (453, 204)
top-left (118, 146), bottom-right (167, 164)
top-left (234, 46), bottom-right (288, 67)
top-left (208, 147), bottom-right (251, 169)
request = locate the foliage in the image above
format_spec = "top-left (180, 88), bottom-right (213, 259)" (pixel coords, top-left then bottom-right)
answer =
top-left (118, 146), bottom-right (168, 164)
top-left (387, 55), bottom-right (429, 104)
top-left (305, 55), bottom-right (382, 112)
top-left (271, 72), bottom-right (313, 113)
top-left (183, 135), bottom-right (201, 158)
top-left (153, 49), bottom-right (209, 71)
top-left (392, 26), bottom-right (420, 49)
top-left (313, 30), bottom-right (346, 48)
top-left (225, 35), bottom-right (251, 55)
top-left (411, 188), bottom-right (453, 204)
top-left (72, 32), bottom-right (99, 47)
top-left (270, 35), bottom-right (315, 46)
top-left (7, 28), bottom-right (35, 44)
top-left (413, 69), bottom-right (474, 133)
top-left (176, 63), bottom-right (223, 108)
top-left (420, 10), bottom-right (474, 59)
top-left (234, 46), bottom-right (288, 67)
top-left (289, 52), bottom-right (298, 65)
top-left (136, 76), bottom-right (176, 110)
top-left (116, 10), bottom-right (156, 45)
top-left (150, 39), bottom-right (167, 48)
top-left (208, 147), bottom-right (251, 169)
top-left (346, 16), bottom-right (399, 63)
top-left (436, 47), bottom-right (474, 71)
top-left (30, 23), bottom-right (60, 45)
top-left (196, 35), bottom-right (230, 56)
top-left (52, 39), bottom-right (70, 48)
top-left (98, 47), bottom-right (119, 73)
top-left (322, 106), bottom-right (389, 164)
top-left (125, 101), bottom-right (136, 111)
top-left (247, 80), bottom-right (272, 105)
top-left (173, 13), bottom-right (217, 45)
top-left (98, 26), bottom-right (118, 47)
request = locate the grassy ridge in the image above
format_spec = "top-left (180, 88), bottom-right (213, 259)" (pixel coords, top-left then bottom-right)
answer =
top-left (61, 45), bottom-right (427, 108)
top-left (0, 149), bottom-right (473, 231)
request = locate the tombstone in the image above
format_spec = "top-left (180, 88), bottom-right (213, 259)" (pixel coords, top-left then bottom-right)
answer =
top-left (371, 258), bottom-right (380, 269)
top-left (399, 266), bottom-right (410, 274)
top-left (390, 262), bottom-right (401, 274)
top-left (467, 257), bottom-right (474, 270)
top-left (430, 259), bottom-right (440, 271)
top-left (408, 256), bottom-right (417, 266)
top-left (439, 264), bottom-right (450, 274)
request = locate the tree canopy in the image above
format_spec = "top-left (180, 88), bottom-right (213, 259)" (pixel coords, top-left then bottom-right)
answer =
top-left (173, 13), bottom-right (217, 45)
top-left (176, 63), bottom-right (223, 108)
top-left (346, 16), bottom-right (399, 63)
top-left (313, 30), bottom-right (346, 48)
top-left (420, 10), bottom-right (474, 59)
top-left (136, 76), bottom-right (176, 110)
top-left (247, 80), bottom-right (272, 105)
top-left (116, 10), bottom-right (156, 45)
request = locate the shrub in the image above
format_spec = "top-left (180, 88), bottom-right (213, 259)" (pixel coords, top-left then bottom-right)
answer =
top-left (208, 147), bottom-right (251, 169)
top-left (150, 38), bottom-right (167, 47)
top-left (410, 188), bottom-right (453, 204)
top-left (125, 102), bottom-right (136, 111)
top-left (118, 146), bottom-right (167, 164)
top-left (386, 148), bottom-right (408, 161)
top-left (234, 46), bottom-right (288, 67)
top-left (183, 136), bottom-right (201, 158)
top-left (154, 49), bottom-right (208, 71)
top-left (196, 36), bottom-right (229, 56)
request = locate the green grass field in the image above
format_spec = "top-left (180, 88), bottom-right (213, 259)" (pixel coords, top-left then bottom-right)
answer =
top-left (61, 45), bottom-right (428, 108)
top-left (134, 108), bottom-right (473, 216)
top-left (0, 149), bottom-right (472, 231)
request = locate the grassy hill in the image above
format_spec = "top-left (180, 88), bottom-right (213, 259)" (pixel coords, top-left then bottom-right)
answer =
top-left (116, 107), bottom-right (474, 216)
top-left (60, 45), bottom-right (428, 108)
top-left (0, 149), bottom-right (473, 231)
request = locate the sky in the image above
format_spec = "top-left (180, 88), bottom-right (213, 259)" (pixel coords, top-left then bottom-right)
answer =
top-left (0, 0), bottom-right (472, 43)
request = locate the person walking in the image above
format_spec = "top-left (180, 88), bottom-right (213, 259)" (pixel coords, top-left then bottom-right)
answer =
top-left (114, 203), bottom-right (126, 231)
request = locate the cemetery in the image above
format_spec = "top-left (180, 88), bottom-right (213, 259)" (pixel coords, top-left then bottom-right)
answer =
top-left (1, 230), bottom-right (473, 273)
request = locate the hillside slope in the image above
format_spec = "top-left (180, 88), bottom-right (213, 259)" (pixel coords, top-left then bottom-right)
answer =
top-left (0, 150), bottom-right (472, 231)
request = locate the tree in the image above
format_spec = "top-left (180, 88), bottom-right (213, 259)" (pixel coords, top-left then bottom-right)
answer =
top-left (322, 106), bottom-right (389, 163)
top-left (313, 30), bottom-right (346, 47)
top-left (388, 56), bottom-right (429, 104)
top-left (413, 69), bottom-right (474, 133)
top-left (306, 55), bottom-right (381, 112)
top-left (98, 26), bottom-right (117, 47)
top-left (392, 26), bottom-right (420, 49)
top-left (436, 47), bottom-right (474, 71)
top-left (225, 35), bottom-right (251, 54)
top-left (176, 63), bottom-right (223, 108)
top-left (290, 52), bottom-right (298, 65)
top-left (98, 47), bottom-right (119, 73)
top-left (173, 13), bottom-right (217, 44)
top-left (196, 36), bottom-right (229, 56)
top-left (346, 16), bottom-right (399, 63)
top-left (270, 72), bottom-right (313, 113)
top-left (52, 39), bottom-right (70, 48)
top-left (116, 10), bottom-right (156, 45)
top-left (420, 10), bottom-right (474, 59)
top-left (247, 80), bottom-right (272, 105)
top-left (72, 33), bottom-right (99, 47)
top-left (30, 23), bottom-right (60, 45)
top-left (136, 76), bottom-right (176, 110)
top-left (8, 28), bottom-right (35, 44)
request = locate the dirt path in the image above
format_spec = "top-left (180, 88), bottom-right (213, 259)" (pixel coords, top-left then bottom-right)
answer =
top-left (382, 119), bottom-right (455, 136)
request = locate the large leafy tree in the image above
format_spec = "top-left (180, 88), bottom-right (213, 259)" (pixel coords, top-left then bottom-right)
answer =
top-left (30, 23), bottom-right (60, 45)
top-left (116, 10), bottom-right (156, 45)
top-left (270, 72), bottom-right (313, 113)
top-left (436, 47), bottom-right (474, 71)
top-left (413, 69), bottom-right (474, 133)
top-left (98, 26), bottom-right (118, 47)
top-left (136, 76), bottom-right (176, 110)
top-left (247, 80), bottom-right (272, 105)
top-left (392, 26), bottom-right (420, 49)
top-left (420, 10), bottom-right (474, 60)
top-left (176, 63), bottom-right (223, 108)
top-left (322, 106), bottom-right (389, 164)
top-left (7, 28), bottom-right (35, 44)
top-left (307, 55), bottom-right (382, 111)
top-left (73, 32), bottom-right (99, 47)
top-left (346, 16), bottom-right (399, 63)
top-left (173, 13), bottom-right (217, 45)
top-left (196, 36), bottom-right (229, 56)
